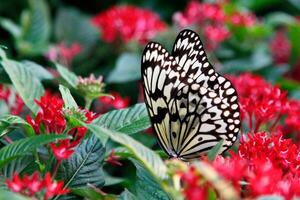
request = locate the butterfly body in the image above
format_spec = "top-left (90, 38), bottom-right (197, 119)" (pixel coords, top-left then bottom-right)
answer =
top-left (141, 29), bottom-right (240, 160)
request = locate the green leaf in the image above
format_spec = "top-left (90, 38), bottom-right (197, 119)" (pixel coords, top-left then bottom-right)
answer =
top-left (22, 61), bottom-right (53, 80)
top-left (59, 85), bottom-right (78, 109)
top-left (1, 156), bottom-right (34, 178)
top-left (1, 59), bottom-right (45, 114)
top-left (72, 187), bottom-right (118, 200)
top-left (18, 0), bottom-right (50, 55)
top-left (107, 53), bottom-right (141, 83)
top-left (265, 12), bottom-right (296, 27)
top-left (119, 189), bottom-right (137, 200)
top-left (93, 103), bottom-right (150, 134)
top-left (55, 63), bottom-right (78, 88)
top-left (207, 139), bottom-right (224, 161)
top-left (56, 135), bottom-right (105, 189)
top-left (89, 125), bottom-right (167, 180)
top-left (288, 24), bottom-right (300, 62)
top-left (0, 189), bottom-right (31, 200)
top-left (132, 161), bottom-right (170, 200)
top-left (54, 7), bottom-right (99, 49)
top-left (0, 134), bottom-right (67, 169)
top-left (0, 18), bottom-right (21, 38)
top-left (0, 115), bottom-right (34, 137)
top-left (104, 171), bottom-right (124, 186)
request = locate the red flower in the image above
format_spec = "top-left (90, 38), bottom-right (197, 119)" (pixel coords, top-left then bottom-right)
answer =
top-left (229, 11), bottom-right (256, 27)
top-left (85, 110), bottom-right (99, 123)
top-left (44, 173), bottom-right (69, 200)
top-left (212, 155), bottom-right (246, 191)
top-left (180, 166), bottom-right (209, 200)
top-left (0, 85), bottom-right (24, 115)
top-left (6, 173), bottom-right (25, 193)
top-left (269, 29), bottom-right (291, 64)
top-left (91, 5), bottom-right (166, 44)
top-left (6, 171), bottom-right (69, 199)
top-left (204, 24), bottom-right (230, 48)
top-left (228, 73), bottom-right (287, 132)
top-left (284, 100), bottom-right (300, 135)
top-left (99, 92), bottom-right (129, 110)
top-left (106, 149), bottom-right (122, 166)
top-left (50, 139), bottom-right (75, 160)
top-left (246, 159), bottom-right (282, 196)
top-left (27, 92), bottom-right (66, 134)
top-left (46, 42), bottom-right (81, 66)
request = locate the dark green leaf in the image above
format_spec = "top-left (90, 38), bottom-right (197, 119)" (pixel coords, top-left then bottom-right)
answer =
top-left (0, 115), bottom-right (34, 137)
top-left (56, 135), bottom-right (105, 189)
top-left (93, 103), bottom-right (150, 134)
top-left (59, 85), bottom-right (78, 109)
top-left (89, 125), bottom-right (167, 179)
top-left (1, 59), bottom-right (44, 114)
top-left (107, 53), bottom-right (141, 83)
top-left (72, 187), bottom-right (117, 200)
top-left (207, 139), bottom-right (224, 161)
top-left (132, 161), bottom-right (170, 200)
top-left (0, 155), bottom-right (34, 178)
top-left (288, 24), bottom-right (300, 62)
top-left (104, 171), bottom-right (124, 186)
top-left (56, 63), bottom-right (78, 88)
top-left (0, 134), bottom-right (67, 168)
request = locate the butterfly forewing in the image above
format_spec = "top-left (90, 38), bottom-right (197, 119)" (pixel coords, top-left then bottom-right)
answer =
top-left (141, 29), bottom-right (240, 160)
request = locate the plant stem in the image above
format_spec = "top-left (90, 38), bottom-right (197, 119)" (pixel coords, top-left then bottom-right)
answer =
top-left (3, 135), bottom-right (13, 144)
top-left (85, 98), bottom-right (93, 110)
top-left (52, 160), bottom-right (61, 177)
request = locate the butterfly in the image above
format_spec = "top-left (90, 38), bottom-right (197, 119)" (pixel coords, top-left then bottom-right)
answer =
top-left (141, 29), bottom-right (240, 160)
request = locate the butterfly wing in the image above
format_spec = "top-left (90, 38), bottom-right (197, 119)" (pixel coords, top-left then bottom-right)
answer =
top-left (141, 30), bottom-right (241, 160)
top-left (141, 42), bottom-right (185, 157)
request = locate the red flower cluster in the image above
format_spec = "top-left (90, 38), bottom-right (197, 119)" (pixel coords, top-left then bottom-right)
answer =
top-left (46, 42), bottom-right (81, 66)
top-left (180, 167), bottom-right (208, 200)
top-left (173, 1), bottom-right (229, 49)
top-left (6, 171), bottom-right (69, 200)
top-left (99, 92), bottom-right (129, 110)
top-left (180, 131), bottom-right (300, 199)
top-left (269, 29), bottom-right (291, 64)
top-left (91, 5), bottom-right (166, 44)
top-left (0, 84), bottom-right (24, 115)
top-left (229, 11), bottom-right (256, 27)
top-left (228, 73), bottom-right (287, 132)
top-left (27, 93), bottom-right (98, 160)
top-left (26, 92), bottom-right (66, 134)
top-left (106, 149), bottom-right (122, 166)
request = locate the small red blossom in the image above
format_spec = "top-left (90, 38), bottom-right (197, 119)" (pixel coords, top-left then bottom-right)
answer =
top-left (50, 139), bottom-right (75, 160)
top-left (26, 92), bottom-right (66, 134)
top-left (284, 99), bottom-right (300, 135)
top-left (6, 171), bottom-right (69, 199)
top-left (204, 24), bottom-right (230, 49)
top-left (106, 149), bottom-right (122, 166)
top-left (44, 173), bottom-right (69, 200)
top-left (0, 85), bottom-right (24, 115)
top-left (99, 92), bottom-right (130, 110)
top-left (269, 29), bottom-right (291, 64)
top-left (85, 110), bottom-right (99, 123)
top-left (46, 42), bottom-right (81, 66)
top-left (91, 5), bottom-right (166, 44)
top-left (212, 155), bottom-right (246, 191)
top-left (6, 173), bottom-right (25, 193)
top-left (229, 11), bottom-right (256, 27)
top-left (180, 166), bottom-right (209, 200)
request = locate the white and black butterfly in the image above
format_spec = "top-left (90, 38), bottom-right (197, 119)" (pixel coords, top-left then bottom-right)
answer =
top-left (141, 29), bottom-right (240, 160)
